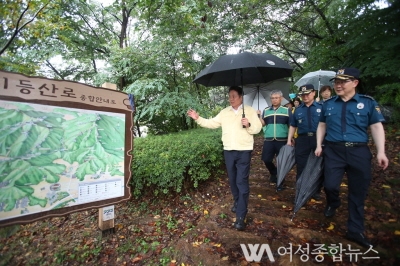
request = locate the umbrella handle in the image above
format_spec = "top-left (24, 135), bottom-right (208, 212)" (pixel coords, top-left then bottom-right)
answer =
top-left (242, 113), bottom-right (246, 128)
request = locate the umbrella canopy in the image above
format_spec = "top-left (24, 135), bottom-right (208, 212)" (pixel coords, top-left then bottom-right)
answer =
top-left (292, 152), bottom-right (324, 220)
top-left (276, 145), bottom-right (296, 189)
top-left (193, 52), bottom-right (293, 87)
top-left (294, 70), bottom-right (336, 92)
top-left (243, 80), bottom-right (291, 111)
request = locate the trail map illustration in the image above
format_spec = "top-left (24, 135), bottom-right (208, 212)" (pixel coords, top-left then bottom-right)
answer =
top-left (0, 100), bottom-right (125, 221)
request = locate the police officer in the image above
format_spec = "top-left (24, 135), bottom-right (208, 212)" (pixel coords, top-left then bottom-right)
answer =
top-left (315, 68), bottom-right (389, 247)
top-left (287, 84), bottom-right (323, 200)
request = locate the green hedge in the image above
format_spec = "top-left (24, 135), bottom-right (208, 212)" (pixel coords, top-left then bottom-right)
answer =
top-left (130, 128), bottom-right (224, 197)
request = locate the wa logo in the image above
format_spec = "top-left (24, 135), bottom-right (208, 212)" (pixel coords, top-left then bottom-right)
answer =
top-left (240, 244), bottom-right (275, 262)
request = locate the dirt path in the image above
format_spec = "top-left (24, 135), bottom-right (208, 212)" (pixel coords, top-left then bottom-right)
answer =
top-left (169, 134), bottom-right (400, 265)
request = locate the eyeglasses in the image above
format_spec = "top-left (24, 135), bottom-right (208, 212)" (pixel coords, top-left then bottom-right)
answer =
top-left (270, 97), bottom-right (281, 100)
top-left (334, 79), bottom-right (353, 85)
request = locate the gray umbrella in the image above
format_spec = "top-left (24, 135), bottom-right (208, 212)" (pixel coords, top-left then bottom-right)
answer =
top-left (243, 80), bottom-right (291, 111)
top-left (292, 152), bottom-right (324, 220)
top-left (294, 70), bottom-right (335, 97)
top-left (276, 145), bottom-right (296, 189)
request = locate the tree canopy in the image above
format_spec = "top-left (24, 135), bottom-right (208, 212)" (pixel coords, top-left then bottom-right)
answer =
top-left (1, 0), bottom-right (399, 134)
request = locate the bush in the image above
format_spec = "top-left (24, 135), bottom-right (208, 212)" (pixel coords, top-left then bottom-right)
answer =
top-left (131, 128), bottom-right (224, 197)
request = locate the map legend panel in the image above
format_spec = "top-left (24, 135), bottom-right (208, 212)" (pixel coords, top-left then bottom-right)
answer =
top-left (78, 180), bottom-right (123, 203)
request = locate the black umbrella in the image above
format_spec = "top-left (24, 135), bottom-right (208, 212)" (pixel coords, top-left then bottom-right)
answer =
top-left (193, 52), bottom-right (293, 126)
top-left (193, 52), bottom-right (293, 87)
top-left (291, 152), bottom-right (324, 220)
top-left (276, 145), bottom-right (296, 189)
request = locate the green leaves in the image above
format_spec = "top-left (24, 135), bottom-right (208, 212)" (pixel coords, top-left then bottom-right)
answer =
top-left (131, 128), bottom-right (224, 197)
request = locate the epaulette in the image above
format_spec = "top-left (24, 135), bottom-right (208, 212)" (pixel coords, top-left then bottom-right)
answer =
top-left (360, 94), bottom-right (376, 101)
top-left (324, 96), bottom-right (336, 102)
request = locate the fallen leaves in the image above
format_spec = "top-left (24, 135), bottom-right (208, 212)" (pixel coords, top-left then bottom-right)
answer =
top-left (326, 222), bottom-right (335, 231)
top-left (192, 241), bottom-right (202, 247)
top-left (2, 127), bottom-right (400, 266)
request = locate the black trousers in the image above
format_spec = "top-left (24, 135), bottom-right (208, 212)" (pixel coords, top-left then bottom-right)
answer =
top-left (261, 140), bottom-right (286, 176)
top-left (224, 150), bottom-right (252, 220)
top-left (323, 144), bottom-right (372, 233)
top-left (295, 135), bottom-right (317, 181)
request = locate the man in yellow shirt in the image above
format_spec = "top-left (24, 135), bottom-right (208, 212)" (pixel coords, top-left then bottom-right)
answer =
top-left (187, 86), bottom-right (262, 230)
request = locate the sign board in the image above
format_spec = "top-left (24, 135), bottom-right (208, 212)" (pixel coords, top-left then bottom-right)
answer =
top-left (101, 205), bottom-right (115, 221)
top-left (0, 71), bottom-right (133, 227)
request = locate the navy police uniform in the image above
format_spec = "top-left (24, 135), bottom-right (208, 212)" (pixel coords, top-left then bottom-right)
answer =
top-left (321, 93), bottom-right (385, 233)
top-left (291, 84), bottom-right (323, 180)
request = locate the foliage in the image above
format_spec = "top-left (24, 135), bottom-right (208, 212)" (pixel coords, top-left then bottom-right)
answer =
top-left (131, 128), bottom-right (224, 197)
top-left (1, 0), bottom-right (399, 131)
top-left (125, 78), bottom-right (215, 134)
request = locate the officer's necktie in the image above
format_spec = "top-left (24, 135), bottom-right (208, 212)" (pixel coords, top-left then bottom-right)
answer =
top-left (341, 101), bottom-right (348, 132)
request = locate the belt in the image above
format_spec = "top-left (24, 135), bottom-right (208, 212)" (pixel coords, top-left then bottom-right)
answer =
top-left (298, 132), bottom-right (315, 136)
top-left (326, 141), bottom-right (368, 147)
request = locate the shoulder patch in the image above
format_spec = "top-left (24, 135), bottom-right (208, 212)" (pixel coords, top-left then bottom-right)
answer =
top-left (360, 94), bottom-right (375, 101)
top-left (324, 96), bottom-right (336, 102)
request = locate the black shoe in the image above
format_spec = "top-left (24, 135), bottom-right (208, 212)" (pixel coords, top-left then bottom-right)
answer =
top-left (324, 206), bottom-right (336, 217)
top-left (346, 232), bottom-right (373, 248)
top-left (276, 185), bottom-right (285, 191)
top-left (312, 193), bottom-right (322, 201)
top-left (231, 203), bottom-right (237, 213)
top-left (269, 175), bottom-right (277, 183)
top-left (234, 217), bottom-right (246, 231)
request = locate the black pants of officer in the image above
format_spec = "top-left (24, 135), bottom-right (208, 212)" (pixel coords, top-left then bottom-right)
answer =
top-left (295, 135), bottom-right (317, 181)
top-left (323, 143), bottom-right (372, 233)
top-left (261, 140), bottom-right (286, 177)
top-left (224, 150), bottom-right (252, 220)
